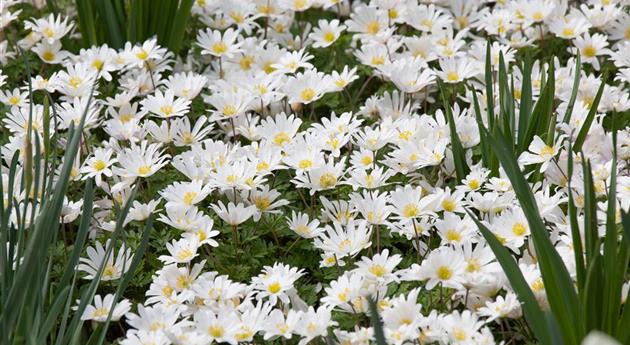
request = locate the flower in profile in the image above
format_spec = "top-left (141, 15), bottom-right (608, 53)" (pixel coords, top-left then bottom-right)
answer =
top-left (25, 13), bottom-right (73, 43)
top-left (436, 57), bottom-right (479, 83)
top-left (80, 294), bottom-right (131, 322)
top-left (211, 201), bottom-right (256, 226)
top-left (196, 28), bottom-right (243, 58)
top-left (313, 219), bottom-right (372, 260)
top-left (127, 38), bottom-right (166, 66)
top-left (403, 246), bottom-right (466, 290)
top-left (113, 141), bottom-right (170, 179)
top-left (77, 239), bottom-right (133, 281)
top-left (141, 89), bottom-right (191, 118)
top-left (31, 39), bottom-right (69, 64)
top-left (354, 249), bottom-right (402, 283)
top-left (283, 70), bottom-right (331, 105)
top-left (159, 237), bottom-right (200, 264)
top-left (287, 211), bottom-right (322, 239)
top-left (518, 135), bottom-right (562, 172)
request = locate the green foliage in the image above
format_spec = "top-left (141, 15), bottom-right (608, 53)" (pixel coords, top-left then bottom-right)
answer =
top-left (470, 41), bottom-right (630, 345)
top-left (74, 0), bottom-right (194, 54)
top-left (0, 59), bottom-right (152, 344)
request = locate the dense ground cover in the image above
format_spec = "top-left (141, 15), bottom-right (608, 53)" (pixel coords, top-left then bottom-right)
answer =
top-left (2, 0), bottom-right (630, 344)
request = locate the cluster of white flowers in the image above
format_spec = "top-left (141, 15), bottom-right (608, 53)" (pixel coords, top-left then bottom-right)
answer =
top-left (3, 0), bottom-right (630, 344)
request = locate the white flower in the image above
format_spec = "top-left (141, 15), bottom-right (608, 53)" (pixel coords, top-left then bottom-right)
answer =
top-left (310, 19), bottom-right (346, 48)
top-left (77, 239), bottom-right (133, 281)
top-left (81, 294), bottom-right (131, 322)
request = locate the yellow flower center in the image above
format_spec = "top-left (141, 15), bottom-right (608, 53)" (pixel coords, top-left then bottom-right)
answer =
top-left (531, 278), bottom-right (544, 292)
top-left (437, 266), bottom-right (453, 280)
top-left (300, 88), bottom-right (316, 102)
top-left (222, 104), bottom-right (237, 117)
top-left (162, 285), bottom-right (174, 296)
top-left (403, 203), bottom-right (419, 218)
top-left (369, 264), bottom-right (386, 277)
top-left (212, 42), bottom-right (228, 55)
top-left (256, 161), bottom-right (269, 172)
top-left (42, 50), bottom-right (55, 62)
top-left (229, 12), bottom-right (244, 24)
top-left (442, 199), bottom-right (456, 212)
top-left (276, 323), bottom-right (289, 334)
top-left (176, 248), bottom-right (194, 261)
top-left (235, 328), bottom-right (254, 341)
top-left (294, 0), bottom-right (307, 9)
top-left (135, 49), bottom-right (148, 60)
top-left (335, 79), bottom-right (347, 88)
top-left (103, 264), bottom-right (116, 277)
top-left (457, 16), bottom-right (469, 28)
top-left (562, 27), bottom-right (575, 37)
top-left (182, 132), bottom-right (194, 144)
top-left (540, 145), bottom-right (555, 156)
top-left (453, 329), bottom-right (467, 341)
top-left (160, 105), bottom-right (174, 117)
top-left (43, 27), bottom-right (55, 37)
top-left (319, 173), bottom-right (337, 188)
top-left (92, 59), bottom-right (104, 70)
top-left (512, 222), bottom-right (527, 236)
top-left (208, 326), bottom-right (225, 338)
top-left (421, 19), bottom-right (433, 29)
top-left (119, 114), bottom-right (133, 123)
top-left (366, 21), bottom-right (380, 34)
top-left (446, 71), bottom-right (460, 82)
top-left (183, 191), bottom-right (198, 205)
top-left (149, 321), bottom-right (164, 332)
top-left (254, 196), bottom-right (271, 210)
top-left (338, 288), bottom-right (349, 302)
top-left (468, 179), bottom-right (480, 190)
top-left (239, 55), bottom-right (254, 70)
top-left (8, 96), bottom-right (20, 105)
top-left (296, 225), bottom-right (311, 236)
top-left (583, 45), bottom-right (596, 58)
top-left (273, 132), bottom-right (290, 146)
top-left (92, 307), bottom-right (109, 318)
top-left (268, 281), bottom-right (281, 294)
top-left (466, 258), bottom-right (480, 272)
top-left (399, 130), bottom-right (412, 140)
top-left (371, 56), bottom-right (385, 65)
top-left (137, 165), bottom-right (152, 175)
top-left (176, 274), bottom-right (192, 289)
top-left (298, 159), bottom-right (313, 169)
top-left (323, 31), bottom-right (336, 42)
top-left (93, 160), bottom-right (106, 171)
top-left (361, 155), bottom-right (373, 166)
top-left (445, 229), bottom-right (461, 243)
top-left (69, 76), bottom-right (82, 88)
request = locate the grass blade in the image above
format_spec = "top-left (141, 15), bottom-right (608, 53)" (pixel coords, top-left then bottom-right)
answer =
top-left (468, 210), bottom-right (552, 345)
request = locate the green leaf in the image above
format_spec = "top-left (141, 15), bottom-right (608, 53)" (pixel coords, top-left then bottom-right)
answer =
top-left (168, 0), bottom-right (194, 54)
top-left (368, 298), bottom-right (387, 345)
top-left (561, 54), bottom-right (581, 124)
top-left (518, 54), bottom-right (533, 150)
top-left (438, 81), bottom-right (469, 181)
top-left (484, 41), bottom-right (495, 130)
top-left (470, 84), bottom-right (490, 168)
top-left (484, 127), bottom-right (582, 345)
top-left (573, 73), bottom-right (607, 152)
top-left (468, 210), bottom-right (552, 345)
